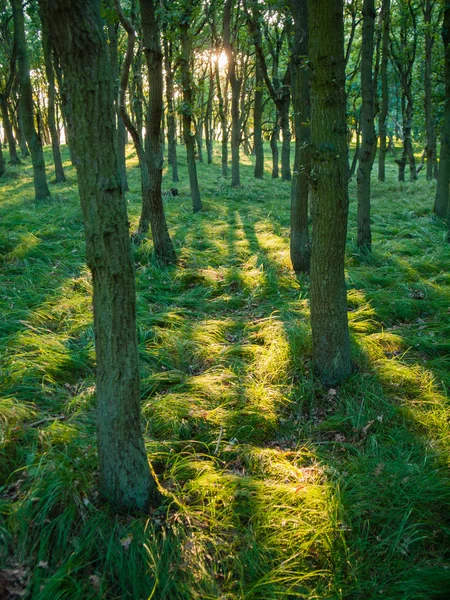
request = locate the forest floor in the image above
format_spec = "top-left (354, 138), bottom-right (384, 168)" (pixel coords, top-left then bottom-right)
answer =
top-left (0, 143), bottom-right (449, 600)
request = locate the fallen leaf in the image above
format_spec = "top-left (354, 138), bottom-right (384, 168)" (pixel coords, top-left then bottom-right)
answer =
top-left (120, 533), bottom-right (133, 550)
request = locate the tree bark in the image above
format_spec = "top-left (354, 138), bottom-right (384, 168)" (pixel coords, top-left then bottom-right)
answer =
top-left (308, 0), bottom-right (352, 385)
top-left (205, 62), bottom-right (214, 165)
top-left (0, 95), bottom-right (21, 165)
top-left (39, 0), bottom-right (158, 511)
top-left (356, 0), bottom-right (376, 251)
top-left (435, 3), bottom-right (450, 219)
top-left (289, 0), bottom-right (310, 274)
top-left (215, 57), bottom-right (228, 176)
top-left (11, 0), bottom-right (50, 200)
top-left (270, 111), bottom-right (280, 178)
top-left (181, 20), bottom-right (202, 212)
top-left (41, 16), bottom-right (65, 182)
top-left (378, 0), bottom-right (390, 181)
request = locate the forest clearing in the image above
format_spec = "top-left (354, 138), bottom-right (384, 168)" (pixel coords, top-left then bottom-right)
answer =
top-left (1, 0), bottom-right (450, 598)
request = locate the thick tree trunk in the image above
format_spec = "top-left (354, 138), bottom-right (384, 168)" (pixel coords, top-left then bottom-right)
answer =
top-left (289, 0), bottom-right (310, 274)
top-left (137, 0), bottom-right (177, 260)
top-left (224, 0), bottom-right (241, 187)
top-left (378, 0), bottom-right (390, 181)
top-left (308, 0), bottom-right (352, 385)
top-left (41, 17), bottom-right (65, 182)
top-left (0, 95), bottom-right (21, 165)
top-left (39, 0), bottom-right (157, 511)
top-left (163, 39), bottom-right (179, 182)
top-left (11, 0), bottom-right (50, 200)
top-left (181, 21), bottom-right (202, 212)
top-left (435, 4), bottom-right (450, 220)
top-left (356, 0), bottom-right (376, 251)
top-left (253, 59), bottom-right (264, 178)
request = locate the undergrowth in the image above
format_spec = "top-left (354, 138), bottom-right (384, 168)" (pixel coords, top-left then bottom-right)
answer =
top-left (0, 144), bottom-right (449, 599)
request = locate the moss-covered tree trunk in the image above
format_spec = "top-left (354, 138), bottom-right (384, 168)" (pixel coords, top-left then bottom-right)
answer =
top-left (253, 59), bottom-right (264, 179)
top-left (41, 17), bottom-right (65, 183)
top-left (38, 0), bottom-right (158, 511)
top-left (308, 0), bottom-right (352, 385)
top-left (289, 0), bottom-right (310, 274)
top-left (11, 0), bottom-right (49, 200)
top-left (435, 3), bottom-right (450, 219)
top-left (356, 0), bottom-right (376, 251)
top-left (378, 0), bottom-right (390, 182)
top-left (181, 20), bottom-right (202, 213)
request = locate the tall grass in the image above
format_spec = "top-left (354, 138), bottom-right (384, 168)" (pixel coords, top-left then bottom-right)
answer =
top-left (0, 142), bottom-right (449, 599)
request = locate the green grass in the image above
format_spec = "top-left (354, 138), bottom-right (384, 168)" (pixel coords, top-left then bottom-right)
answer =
top-left (0, 142), bottom-right (449, 599)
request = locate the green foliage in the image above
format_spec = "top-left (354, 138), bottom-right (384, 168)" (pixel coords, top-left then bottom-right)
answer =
top-left (0, 143), bottom-right (449, 599)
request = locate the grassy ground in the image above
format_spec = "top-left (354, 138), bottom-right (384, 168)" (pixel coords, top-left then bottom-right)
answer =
top-left (0, 142), bottom-right (449, 599)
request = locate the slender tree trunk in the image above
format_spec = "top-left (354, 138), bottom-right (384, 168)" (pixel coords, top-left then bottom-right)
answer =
top-left (378, 0), bottom-right (390, 181)
top-left (11, 0), bottom-right (50, 199)
top-left (435, 3), bottom-right (450, 219)
top-left (137, 0), bottom-right (177, 260)
top-left (270, 111), bottom-right (280, 178)
top-left (0, 141), bottom-right (5, 176)
top-left (253, 59), bottom-right (264, 178)
top-left (41, 17), bottom-right (65, 182)
top-left (224, 0), bottom-right (241, 187)
top-left (423, 0), bottom-right (436, 181)
top-left (280, 94), bottom-right (291, 181)
top-left (181, 21), bottom-right (202, 212)
top-left (289, 0), bottom-right (310, 274)
top-left (163, 39), bottom-right (179, 182)
top-left (205, 62), bottom-right (214, 165)
top-left (216, 59), bottom-right (228, 176)
top-left (356, 0), bottom-right (376, 251)
top-left (0, 95), bottom-right (21, 165)
top-left (39, 0), bottom-right (157, 511)
top-left (308, 0), bottom-right (352, 384)
top-left (107, 19), bottom-right (128, 192)
top-left (195, 85), bottom-right (204, 163)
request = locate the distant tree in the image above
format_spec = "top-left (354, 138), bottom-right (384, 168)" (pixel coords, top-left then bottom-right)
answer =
top-left (308, 0), bottom-right (352, 384)
top-left (39, 0), bottom-right (158, 511)
top-left (435, 2), bottom-right (450, 220)
top-left (11, 0), bottom-right (50, 199)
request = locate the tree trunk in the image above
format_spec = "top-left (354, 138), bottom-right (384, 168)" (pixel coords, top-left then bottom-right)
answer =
top-left (41, 16), bottom-right (65, 182)
top-left (216, 59), bottom-right (228, 176)
top-left (270, 111), bottom-right (280, 178)
top-left (181, 21), bottom-right (202, 212)
top-left (137, 0), bottom-right (177, 260)
top-left (0, 141), bottom-right (5, 177)
top-left (308, 0), bottom-right (352, 385)
top-left (205, 63), bottom-right (214, 165)
top-left (163, 39), bottom-right (179, 182)
top-left (11, 0), bottom-right (50, 200)
top-left (39, 0), bottom-right (157, 511)
top-left (0, 94), bottom-right (21, 165)
top-left (253, 59), bottom-right (264, 178)
top-left (280, 95), bottom-right (291, 181)
top-left (107, 18), bottom-right (128, 192)
top-left (378, 0), bottom-right (390, 181)
top-left (435, 4), bottom-right (450, 219)
top-left (356, 0), bottom-right (376, 251)
top-left (289, 0), bottom-right (310, 274)
top-left (224, 0), bottom-right (241, 187)
top-left (423, 0), bottom-right (436, 181)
